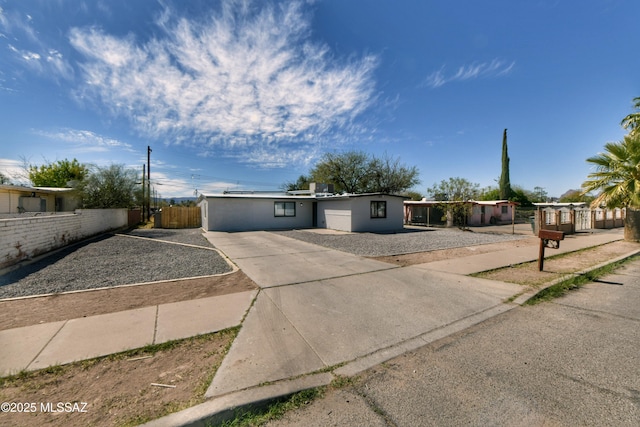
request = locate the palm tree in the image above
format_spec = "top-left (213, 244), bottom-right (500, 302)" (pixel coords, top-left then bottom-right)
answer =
top-left (620, 97), bottom-right (640, 136)
top-left (582, 133), bottom-right (640, 241)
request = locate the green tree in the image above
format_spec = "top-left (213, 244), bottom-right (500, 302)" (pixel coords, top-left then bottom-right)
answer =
top-left (428, 177), bottom-right (479, 229)
top-left (499, 129), bottom-right (512, 200)
top-left (428, 177), bottom-right (479, 201)
top-left (282, 174), bottom-right (311, 191)
top-left (509, 186), bottom-right (533, 207)
top-left (532, 186), bottom-right (548, 203)
top-left (478, 186), bottom-right (500, 201)
top-left (582, 133), bottom-right (640, 241)
top-left (0, 172), bottom-right (10, 185)
top-left (310, 151), bottom-right (371, 193)
top-left (28, 158), bottom-right (88, 187)
top-left (479, 185), bottom-right (533, 206)
top-left (368, 153), bottom-right (420, 194)
top-left (308, 151), bottom-right (419, 194)
top-left (620, 96), bottom-right (640, 136)
top-left (78, 164), bottom-right (139, 209)
top-left (402, 190), bottom-right (424, 201)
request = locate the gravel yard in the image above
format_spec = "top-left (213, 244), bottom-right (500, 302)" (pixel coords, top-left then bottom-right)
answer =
top-left (0, 229), bottom-right (232, 299)
top-left (274, 227), bottom-right (527, 256)
top-left (0, 227), bottom-right (526, 299)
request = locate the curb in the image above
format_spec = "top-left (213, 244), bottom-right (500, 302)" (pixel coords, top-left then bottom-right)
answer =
top-left (139, 373), bottom-right (333, 427)
top-left (138, 304), bottom-right (520, 427)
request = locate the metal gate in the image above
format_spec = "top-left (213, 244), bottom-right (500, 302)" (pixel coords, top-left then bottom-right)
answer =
top-left (574, 208), bottom-right (591, 231)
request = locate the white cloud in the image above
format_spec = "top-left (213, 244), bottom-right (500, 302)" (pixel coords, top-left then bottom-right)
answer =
top-left (69, 0), bottom-right (378, 167)
top-left (0, 7), bottom-right (38, 43)
top-left (46, 49), bottom-right (74, 80)
top-left (2, 8), bottom-right (73, 82)
top-left (0, 158), bottom-right (29, 185)
top-left (423, 58), bottom-right (515, 88)
top-left (34, 128), bottom-right (135, 153)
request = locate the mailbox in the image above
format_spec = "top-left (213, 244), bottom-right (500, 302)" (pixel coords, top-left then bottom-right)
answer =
top-left (537, 229), bottom-right (564, 271)
top-left (538, 230), bottom-right (564, 241)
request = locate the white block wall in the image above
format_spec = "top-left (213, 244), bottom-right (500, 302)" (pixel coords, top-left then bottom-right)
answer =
top-left (0, 209), bottom-right (127, 269)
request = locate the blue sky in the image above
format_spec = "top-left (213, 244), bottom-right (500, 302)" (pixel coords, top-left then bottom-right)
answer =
top-left (1, 0), bottom-right (638, 198)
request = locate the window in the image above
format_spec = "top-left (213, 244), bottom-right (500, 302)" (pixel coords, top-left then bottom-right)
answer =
top-left (274, 201), bottom-right (296, 217)
top-left (501, 206), bottom-right (508, 215)
top-left (370, 201), bottom-right (386, 218)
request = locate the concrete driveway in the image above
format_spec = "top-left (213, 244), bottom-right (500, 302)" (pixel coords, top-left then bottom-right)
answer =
top-left (203, 231), bottom-right (522, 398)
top-left (266, 257), bottom-right (640, 426)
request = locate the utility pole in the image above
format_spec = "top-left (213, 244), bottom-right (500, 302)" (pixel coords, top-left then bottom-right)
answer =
top-left (142, 164), bottom-right (146, 221)
top-left (147, 145), bottom-right (152, 221)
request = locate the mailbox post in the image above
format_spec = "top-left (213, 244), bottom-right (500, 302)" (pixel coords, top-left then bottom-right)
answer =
top-left (538, 229), bottom-right (564, 271)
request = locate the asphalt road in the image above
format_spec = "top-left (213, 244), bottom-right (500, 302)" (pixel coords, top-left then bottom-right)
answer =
top-left (266, 258), bottom-right (640, 427)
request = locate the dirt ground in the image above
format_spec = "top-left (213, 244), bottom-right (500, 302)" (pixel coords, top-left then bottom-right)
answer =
top-left (0, 271), bottom-right (257, 330)
top-left (375, 238), bottom-right (640, 289)
top-left (0, 271), bottom-right (256, 427)
top-left (2, 237), bottom-right (638, 427)
top-left (0, 329), bottom-right (236, 427)
top-left (474, 240), bottom-right (640, 288)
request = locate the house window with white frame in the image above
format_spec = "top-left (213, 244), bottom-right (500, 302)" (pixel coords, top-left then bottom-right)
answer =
top-left (274, 201), bottom-right (296, 217)
top-left (370, 201), bottom-right (386, 218)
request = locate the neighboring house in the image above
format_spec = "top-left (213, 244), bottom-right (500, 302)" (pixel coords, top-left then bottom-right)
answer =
top-left (469, 201), bottom-right (517, 226)
top-left (404, 199), bottom-right (517, 227)
top-left (198, 191), bottom-right (406, 232)
top-left (0, 184), bottom-right (79, 215)
top-left (533, 202), bottom-right (624, 235)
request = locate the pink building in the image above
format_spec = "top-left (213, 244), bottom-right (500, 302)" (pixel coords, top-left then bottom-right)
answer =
top-left (404, 200), bottom-right (517, 227)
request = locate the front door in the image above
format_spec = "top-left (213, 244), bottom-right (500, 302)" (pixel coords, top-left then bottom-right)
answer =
top-left (312, 202), bottom-right (317, 227)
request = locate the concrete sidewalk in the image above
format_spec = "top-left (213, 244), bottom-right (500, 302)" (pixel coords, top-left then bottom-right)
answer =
top-left (417, 229), bottom-right (625, 275)
top-left (0, 290), bottom-right (257, 376)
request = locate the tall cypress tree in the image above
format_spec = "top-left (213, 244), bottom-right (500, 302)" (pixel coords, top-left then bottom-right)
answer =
top-left (499, 128), bottom-right (512, 200)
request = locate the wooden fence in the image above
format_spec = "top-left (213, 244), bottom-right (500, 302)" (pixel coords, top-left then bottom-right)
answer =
top-left (158, 206), bottom-right (201, 229)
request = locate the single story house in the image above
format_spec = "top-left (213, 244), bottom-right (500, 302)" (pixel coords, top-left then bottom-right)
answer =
top-left (198, 191), bottom-right (406, 232)
top-left (404, 199), bottom-right (518, 227)
top-left (0, 184), bottom-right (79, 215)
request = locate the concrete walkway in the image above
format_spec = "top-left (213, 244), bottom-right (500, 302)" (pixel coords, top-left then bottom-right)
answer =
top-left (0, 290), bottom-right (257, 376)
top-left (417, 229), bottom-right (625, 275)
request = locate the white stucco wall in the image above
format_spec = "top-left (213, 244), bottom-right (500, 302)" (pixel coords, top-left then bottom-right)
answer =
top-left (349, 195), bottom-right (404, 232)
top-left (200, 193), bottom-right (405, 233)
top-left (201, 197), bottom-right (314, 231)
